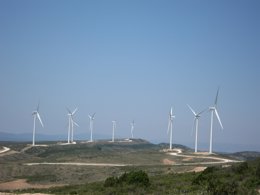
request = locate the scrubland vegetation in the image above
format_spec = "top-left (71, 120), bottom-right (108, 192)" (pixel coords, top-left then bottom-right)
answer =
top-left (11, 158), bottom-right (260, 195)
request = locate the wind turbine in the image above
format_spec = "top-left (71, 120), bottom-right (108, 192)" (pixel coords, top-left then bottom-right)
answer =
top-left (67, 108), bottom-right (79, 144)
top-left (187, 104), bottom-right (206, 153)
top-left (130, 120), bottom-right (135, 139)
top-left (32, 103), bottom-right (44, 146)
top-left (88, 113), bottom-right (95, 142)
top-left (112, 120), bottom-right (116, 142)
top-left (167, 107), bottom-right (175, 150)
top-left (209, 88), bottom-right (223, 154)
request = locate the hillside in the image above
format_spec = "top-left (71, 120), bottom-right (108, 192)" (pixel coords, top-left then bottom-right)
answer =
top-left (0, 139), bottom-right (251, 194)
top-left (228, 151), bottom-right (260, 161)
top-left (5, 157), bottom-right (260, 195)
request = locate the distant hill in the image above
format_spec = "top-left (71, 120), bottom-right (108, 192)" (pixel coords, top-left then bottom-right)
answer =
top-left (0, 131), bottom-right (108, 142)
top-left (228, 151), bottom-right (260, 161)
top-left (0, 131), bottom-right (66, 141)
top-left (158, 143), bottom-right (192, 151)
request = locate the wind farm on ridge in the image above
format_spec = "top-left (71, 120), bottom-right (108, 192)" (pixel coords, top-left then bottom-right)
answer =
top-left (30, 88), bottom-right (223, 154)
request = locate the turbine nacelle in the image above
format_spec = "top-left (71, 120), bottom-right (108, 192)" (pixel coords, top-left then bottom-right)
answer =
top-left (209, 106), bottom-right (216, 111)
top-left (88, 113), bottom-right (95, 120)
top-left (32, 111), bottom-right (38, 115)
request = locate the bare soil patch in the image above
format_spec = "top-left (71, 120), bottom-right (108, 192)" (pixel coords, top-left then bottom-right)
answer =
top-left (190, 166), bottom-right (207, 172)
top-left (0, 150), bottom-right (18, 157)
top-left (0, 179), bottom-right (64, 191)
top-left (162, 158), bottom-right (175, 165)
top-left (183, 157), bottom-right (193, 161)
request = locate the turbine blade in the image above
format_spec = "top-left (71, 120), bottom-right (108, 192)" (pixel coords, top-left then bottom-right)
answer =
top-left (198, 108), bottom-right (207, 115)
top-left (214, 109), bottom-right (223, 129)
top-left (72, 108), bottom-right (78, 115)
top-left (66, 107), bottom-right (72, 114)
top-left (72, 119), bottom-right (79, 127)
top-left (88, 115), bottom-right (92, 119)
top-left (74, 122), bottom-right (79, 127)
top-left (92, 113), bottom-right (96, 118)
top-left (187, 104), bottom-right (196, 116)
top-left (215, 87), bottom-right (220, 106)
top-left (37, 101), bottom-right (40, 112)
top-left (37, 112), bottom-right (44, 127)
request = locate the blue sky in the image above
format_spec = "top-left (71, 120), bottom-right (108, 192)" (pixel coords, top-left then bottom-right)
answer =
top-left (0, 0), bottom-right (259, 152)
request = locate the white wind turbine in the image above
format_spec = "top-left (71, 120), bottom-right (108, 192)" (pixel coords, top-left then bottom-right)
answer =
top-left (167, 107), bottom-right (175, 150)
top-left (187, 104), bottom-right (206, 153)
top-left (32, 103), bottom-right (44, 146)
top-left (130, 120), bottom-right (135, 139)
top-left (67, 108), bottom-right (79, 144)
top-left (112, 120), bottom-right (116, 142)
top-left (209, 88), bottom-right (223, 154)
top-left (88, 113), bottom-right (95, 142)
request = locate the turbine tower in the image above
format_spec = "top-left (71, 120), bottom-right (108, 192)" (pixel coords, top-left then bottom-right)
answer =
top-left (130, 120), bottom-right (135, 139)
top-left (167, 107), bottom-right (175, 150)
top-left (32, 103), bottom-right (44, 146)
top-left (67, 108), bottom-right (79, 144)
top-left (209, 88), bottom-right (223, 154)
top-left (88, 113), bottom-right (95, 142)
top-left (187, 104), bottom-right (206, 153)
top-left (112, 120), bottom-right (116, 142)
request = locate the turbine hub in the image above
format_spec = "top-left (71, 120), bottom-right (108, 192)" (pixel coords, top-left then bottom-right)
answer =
top-left (209, 107), bottom-right (215, 110)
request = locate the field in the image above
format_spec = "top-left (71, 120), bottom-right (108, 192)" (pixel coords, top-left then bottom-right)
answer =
top-left (0, 139), bottom-right (259, 194)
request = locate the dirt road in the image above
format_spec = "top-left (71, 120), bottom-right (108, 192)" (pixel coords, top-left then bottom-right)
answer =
top-left (25, 162), bottom-right (131, 167)
top-left (0, 147), bottom-right (10, 154)
top-left (168, 148), bottom-right (242, 165)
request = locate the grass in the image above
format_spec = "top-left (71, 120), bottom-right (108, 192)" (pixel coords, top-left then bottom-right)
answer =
top-left (1, 139), bottom-right (259, 194)
top-left (15, 171), bottom-right (204, 195)
top-left (14, 159), bottom-right (260, 194)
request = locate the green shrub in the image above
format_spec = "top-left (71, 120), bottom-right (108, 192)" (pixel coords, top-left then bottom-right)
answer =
top-left (104, 176), bottom-right (119, 187)
top-left (192, 166), bottom-right (218, 185)
top-left (215, 180), bottom-right (238, 195)
top-left (69, 190), bottom-right (78, 195)
top-left (104, 170), bottom-right (150, 188)
top-left (124, 170), bottom-right (150, 187)
top-left (233, 162), bottom-right (249, 174)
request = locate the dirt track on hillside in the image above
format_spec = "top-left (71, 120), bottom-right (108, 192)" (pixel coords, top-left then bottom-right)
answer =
top-left (168, 148), bottom-right (241, 165)
top-left (25, 162), bottom-right (130, 167)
